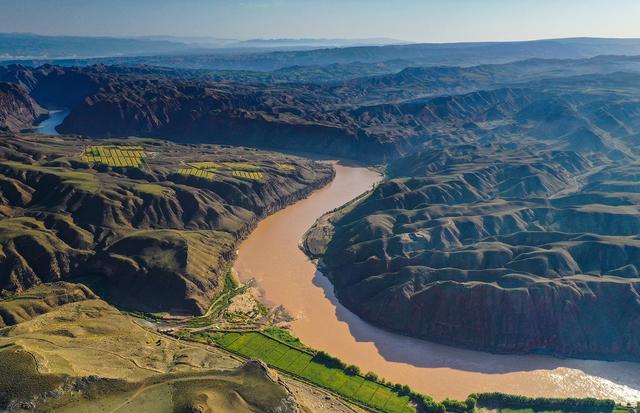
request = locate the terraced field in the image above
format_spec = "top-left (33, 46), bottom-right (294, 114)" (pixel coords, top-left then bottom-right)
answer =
top-left (178, 160), bottom-right (267, 181)
top-left (276, 163), bottom-right (296, 172)
top-left (81, 145), bottom-right (147, 168)
top-left (177, 167), bottom-right (216, 180)
top-left (232, 170), bottom-right (265, 180)
top-left (204, 331), bottom-right (414, 413)
top-left (189, 161), bottom-right (221, 169)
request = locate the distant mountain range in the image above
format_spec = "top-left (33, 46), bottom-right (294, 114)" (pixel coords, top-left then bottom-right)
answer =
top-left (0, 32), bottom-right (409, 61)
top-left (4, 35), bottom-right (640, 73)
top-left (0, 32), bottom-right (191, 60)
top-left (139, 35), bottom-right (409, 48)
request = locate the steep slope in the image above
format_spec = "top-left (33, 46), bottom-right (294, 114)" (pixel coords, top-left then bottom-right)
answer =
top-left (305, 144), bottom-right (640, 360)
top-left (0, 132), bottom-right (333, 314)
top-left (55, 73), bottom-right (640, 161)
top-left (55, 77), bottom-right (392, 161)
top-left (0, 82), bottom-right (44, 132)
top-left (4, 62), bottom-right (640, 162)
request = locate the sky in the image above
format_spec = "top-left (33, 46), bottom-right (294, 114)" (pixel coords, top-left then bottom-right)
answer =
top-left (1, 0), bottom-right (639, 43)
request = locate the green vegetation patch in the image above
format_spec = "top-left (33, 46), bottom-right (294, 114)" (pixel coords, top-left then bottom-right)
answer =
top-left (186, 269), bottom-right (245, 328)
top-left (263, 327), bottom-right (310, 351)
top-left (0, 348), bottom-right (66, 408)
top-left (271, 348), bottom-right (301, 370)
top-left (472, 393), bottom-right (617, 413)
top-left (134, 183), bottom-right (174, 197)
top-left (0, 160), bottom-right (99, 192)
top-left (203, 330), bottom-right (415, 413)
top-left (0, 217), bottom-right (50, 243)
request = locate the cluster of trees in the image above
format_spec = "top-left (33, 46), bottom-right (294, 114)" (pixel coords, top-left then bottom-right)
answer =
top-left (471, 393), bottom-right (616, 413)
top-left (313, 351), bottom-right (347, 370)
top-left (416, 396), bottom-right (477, 413)
top-left (442, 397), bottom-right (477, 413)
top-left (315, 355), bottom-right (476, 413)
top-left (344, 364), bottom-right (360, 376)
top-left (312, 352), bottom-right (393, 387)
top-left (420, 396), bottom-right (447, 413)
top-left (383, 384), bottom-right (472, 413)
top-left (392, 383), bottom-right (412, 396)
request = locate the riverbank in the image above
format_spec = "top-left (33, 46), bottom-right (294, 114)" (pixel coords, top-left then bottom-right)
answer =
top-left (233, 161), bottom-right (640, 403)
top-left (33, 109), bottom-right (69, 135)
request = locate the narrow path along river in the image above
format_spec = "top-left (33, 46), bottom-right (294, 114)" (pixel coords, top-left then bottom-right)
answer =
top-left (235, 161), bottom-right (640, 403)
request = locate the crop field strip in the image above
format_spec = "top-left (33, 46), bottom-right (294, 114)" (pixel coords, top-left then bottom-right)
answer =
top-left (177, 161), bottom-right (266, 181)
top-left (231, 170), bottom-right (264, 180)
top-left (81, 145), bottom-right (147, 168)
top-left (177, 168), bottom-right (216, 180)
top-left (212, 331), bottom-right (413, 413)
top-left (276, 163), bottom-right (295, 171)
top-left (188, 161), bottom-right (221, 170)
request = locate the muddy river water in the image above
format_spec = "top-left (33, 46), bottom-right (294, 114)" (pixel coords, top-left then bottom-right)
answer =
top-left (234, 161), bottom-right (640, 403)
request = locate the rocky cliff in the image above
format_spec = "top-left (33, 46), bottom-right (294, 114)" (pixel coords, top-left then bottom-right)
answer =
top-left (0, 82), bottom-right (44, 132)
top-left (305, 144), bottom-right (640, 360)
top-left (4, 62), bottom-right (640, 162)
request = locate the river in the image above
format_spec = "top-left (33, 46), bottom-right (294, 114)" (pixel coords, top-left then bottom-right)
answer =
top-left (34, 109), bottom-right (69, 135)
top-left (235, 161), bottom-right (640, 403)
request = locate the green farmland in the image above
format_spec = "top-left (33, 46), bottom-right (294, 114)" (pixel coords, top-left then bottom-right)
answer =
top-left (191, 331), bottom-right (415, 413)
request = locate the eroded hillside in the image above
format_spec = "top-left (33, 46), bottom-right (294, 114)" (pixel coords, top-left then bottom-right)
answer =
top-left (5, 61), bottom-right (640, 162)
top-left (304, 144), bottom-right (640, 360)
top-left (0, 132), bottom-right (333, 314)
top-left (0, 83), bottom-right (44, 132)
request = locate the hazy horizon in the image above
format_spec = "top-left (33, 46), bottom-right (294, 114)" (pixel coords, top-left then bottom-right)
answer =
top-left (4, 31), bottom-right (640, 45)
top-left (1, 0), bottom-right (639, 43)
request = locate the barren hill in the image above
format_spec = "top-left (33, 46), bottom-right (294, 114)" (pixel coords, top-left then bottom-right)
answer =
top-left (304, 144), bottom-right (640, 360)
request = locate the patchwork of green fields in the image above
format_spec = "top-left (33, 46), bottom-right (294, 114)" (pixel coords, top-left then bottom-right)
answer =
top-left (211, 331), bottom-right (414, 413)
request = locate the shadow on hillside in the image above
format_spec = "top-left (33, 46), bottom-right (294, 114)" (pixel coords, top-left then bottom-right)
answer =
top-left (310, 269), bottom-right (640, 391)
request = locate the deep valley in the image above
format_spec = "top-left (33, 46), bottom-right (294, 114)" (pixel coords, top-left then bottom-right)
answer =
top-left (2, 30), bottom-right (640, 413)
